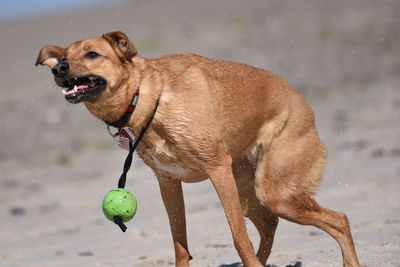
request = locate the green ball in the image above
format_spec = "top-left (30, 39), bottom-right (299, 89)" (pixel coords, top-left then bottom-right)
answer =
top-left (102, 188), bottom-right (137, 223)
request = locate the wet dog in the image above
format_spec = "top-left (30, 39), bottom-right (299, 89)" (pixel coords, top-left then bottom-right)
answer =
top-left (36, 31), bottom-right (360, 266)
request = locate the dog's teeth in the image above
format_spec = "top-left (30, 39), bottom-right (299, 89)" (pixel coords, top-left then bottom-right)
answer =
top-left (89, 77), bottom-right (96, 87)
top-left (62, 85), bottom-right (79, 96)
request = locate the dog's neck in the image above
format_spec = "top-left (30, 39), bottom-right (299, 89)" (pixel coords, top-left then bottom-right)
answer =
top-left (84, 56), bottom-right (162, 134)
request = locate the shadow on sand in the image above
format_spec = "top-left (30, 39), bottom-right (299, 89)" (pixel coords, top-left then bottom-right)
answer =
top-left (220, 261), bottom-right (302, 267)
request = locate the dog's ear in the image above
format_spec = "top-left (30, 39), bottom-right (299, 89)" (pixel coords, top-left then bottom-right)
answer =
top-left (102, 31), bottom-right (137, 63)
top-left (35, 45), bottom-right (65, 68)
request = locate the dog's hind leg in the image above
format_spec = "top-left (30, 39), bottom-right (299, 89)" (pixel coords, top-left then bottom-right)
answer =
top-left (254, 128), bottom-right (360, 267)
top-left (233, 157), bottom-right (279, 265)
top-left (244, 193), bottom-right (279, 265)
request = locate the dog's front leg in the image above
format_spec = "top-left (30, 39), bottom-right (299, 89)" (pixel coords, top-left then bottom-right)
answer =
top-left (157, 175), bottom-right (191, 267)
top-left (206, 153), bottom-right (263, 267)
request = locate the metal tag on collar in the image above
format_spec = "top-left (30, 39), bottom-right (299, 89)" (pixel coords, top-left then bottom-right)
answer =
top-left (132, 92), bottom-right (139, 106)
top-left (107, 124), bottom-right (121, 138)
top-left (119, 127), bottom-right (136, 151)
top-left (126, 91), bottom-right (139, 113)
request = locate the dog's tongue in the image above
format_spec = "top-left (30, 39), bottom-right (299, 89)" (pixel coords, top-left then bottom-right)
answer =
top-left (77, 84), bottom-right (89, 90)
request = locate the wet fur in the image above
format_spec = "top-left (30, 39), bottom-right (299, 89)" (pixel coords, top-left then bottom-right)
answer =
top-left (36, 32), bottom-right (360, 267)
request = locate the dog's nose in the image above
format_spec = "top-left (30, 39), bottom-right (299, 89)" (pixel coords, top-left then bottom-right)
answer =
top-left (52, 61), bottom-right (70, 77)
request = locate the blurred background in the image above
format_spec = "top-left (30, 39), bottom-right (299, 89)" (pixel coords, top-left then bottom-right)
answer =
top-left (0, 0), bottom-right (399, 266)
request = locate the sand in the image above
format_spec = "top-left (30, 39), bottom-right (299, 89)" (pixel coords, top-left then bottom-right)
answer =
top-left (0, 0), bottom-right (399, 266)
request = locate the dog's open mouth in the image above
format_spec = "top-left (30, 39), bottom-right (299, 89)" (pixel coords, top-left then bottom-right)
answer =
top-left (61, 75), bottom-right (107, 103)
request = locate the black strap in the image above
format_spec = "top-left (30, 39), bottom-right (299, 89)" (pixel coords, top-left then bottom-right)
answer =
top-left (118, 99), bottom-right (159, 189)
top-left (114, 216), bottom-right (127, 232)
top-left (113, 99), bottom-right (159, 233)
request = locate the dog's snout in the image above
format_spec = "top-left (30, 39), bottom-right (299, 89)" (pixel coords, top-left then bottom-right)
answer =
top-left (52, 61), bottom-right (70, 77)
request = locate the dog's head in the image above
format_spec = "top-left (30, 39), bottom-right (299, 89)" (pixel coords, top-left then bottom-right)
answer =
top-left (35, 31), bottom-right (137, 104)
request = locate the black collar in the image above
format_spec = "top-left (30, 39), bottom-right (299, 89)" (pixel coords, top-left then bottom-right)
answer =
top-left (106, 89), bottom-right (139, 129)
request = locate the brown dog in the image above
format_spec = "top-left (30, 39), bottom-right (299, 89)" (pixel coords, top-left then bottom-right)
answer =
top-left (36, 32), bottom-right (360, 267)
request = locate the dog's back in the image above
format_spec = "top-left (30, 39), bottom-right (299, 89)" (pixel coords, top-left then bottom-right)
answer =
top-left (143, 53), bottom-right (318, 162)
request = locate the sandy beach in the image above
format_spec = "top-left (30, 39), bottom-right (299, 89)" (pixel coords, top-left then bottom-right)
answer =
top-left (0, 0), bottom-right (399, 266)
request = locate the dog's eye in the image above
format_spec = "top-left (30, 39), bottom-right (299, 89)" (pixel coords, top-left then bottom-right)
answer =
top-left (85, 51), bottom-right (101, 59)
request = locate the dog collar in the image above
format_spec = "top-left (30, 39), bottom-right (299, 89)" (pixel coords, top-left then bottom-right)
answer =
top-left (106, 88), bottom-right (139, 137)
